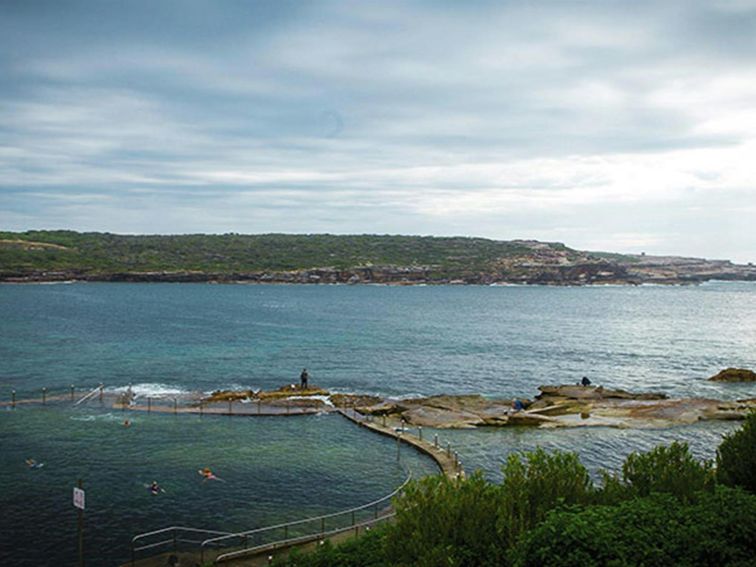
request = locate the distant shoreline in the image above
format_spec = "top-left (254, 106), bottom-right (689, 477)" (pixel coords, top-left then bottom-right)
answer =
top-left (2, 231), bottom-right (755, 286)
top-left (2, 273), bottom-right (755, 286)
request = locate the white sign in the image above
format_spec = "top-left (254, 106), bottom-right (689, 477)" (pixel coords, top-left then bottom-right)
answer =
top-left (73, 487), bottom-right (85, 510)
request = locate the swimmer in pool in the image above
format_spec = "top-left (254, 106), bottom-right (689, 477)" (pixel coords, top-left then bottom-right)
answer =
top-left (199, 468), bottom-right (222, 482)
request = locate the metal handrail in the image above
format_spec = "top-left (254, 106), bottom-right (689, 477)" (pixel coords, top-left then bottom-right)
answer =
top-left (131, 526), bottom-right (233, 565)
top-left (215, 511), bottom-right (397, 563)
top-left (199, 468), bottom-right (412, 563)
top-left (133, 525), bottom-right (231, 547)
top-left (74, 384), bottom-right (103, 405)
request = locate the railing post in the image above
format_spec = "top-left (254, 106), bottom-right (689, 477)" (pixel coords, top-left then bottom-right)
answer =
top-left (434, 434), bottom-right (438, 448)
top-left (382, 414), bottom-right (386, 427)
top-left (42, 387), bottom-right (47, 405)
top-left (70, 384), bottom-right (75, 401)
top-left (243, 534), bottom-right (249, 549)
top-left (396, 433), bottom-right (401, 461)
top-left (11, 390), bottom-right (15, 408)
top-left (351, 511), bottom-right (355, 526)
top-left (99, 384), bottom-right (104, 403)
top-left (418, 426), bottom-right (423, 441)
top-left (447, 443), bottom-right (451, 457)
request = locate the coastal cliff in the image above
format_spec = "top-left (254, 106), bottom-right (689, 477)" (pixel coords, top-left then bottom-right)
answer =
top-left (1, 231), bottom-right (754, 285)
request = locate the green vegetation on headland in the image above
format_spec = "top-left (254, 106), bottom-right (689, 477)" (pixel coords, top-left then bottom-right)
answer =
top-left (274, 413), bottom-right (756, 567)
top-left (1, 230), bottom-right (754, 284)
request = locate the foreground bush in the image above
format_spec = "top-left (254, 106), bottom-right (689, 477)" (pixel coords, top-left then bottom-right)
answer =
top-left (383, 448), bottom-right (593, 566)
top-left (273, 526), bottom-right (388, 567)
top-left (618, 441), bottom-right (713, 502)
top-left (515, 486), bottom-right (756, 567)
top-left (385, 472), bottom-right (504, 567)
top-left (717, 411), bottom-right (756, 492)
top-left (497, 447), bottom-right (593, 547)
top-left (277, 422), bottom-right (754, 567)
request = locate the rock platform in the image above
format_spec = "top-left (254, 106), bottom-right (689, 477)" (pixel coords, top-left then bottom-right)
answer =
top-left (191, 382), bottom-right (756, 430)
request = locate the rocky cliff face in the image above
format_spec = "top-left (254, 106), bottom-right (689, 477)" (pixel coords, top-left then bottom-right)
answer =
top-left (618, 255), bottom-right (756, 284)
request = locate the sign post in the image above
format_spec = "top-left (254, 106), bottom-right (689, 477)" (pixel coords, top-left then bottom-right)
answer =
top-left (73, 480), bottom-right (85, 567)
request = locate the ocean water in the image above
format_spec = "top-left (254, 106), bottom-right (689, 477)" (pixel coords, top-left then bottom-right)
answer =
top-left (1, 282), bottom-right (755, 565)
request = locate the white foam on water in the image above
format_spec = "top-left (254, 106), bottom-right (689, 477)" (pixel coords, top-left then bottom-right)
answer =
top-left (69, 413), bottom-right (125, 422)
top-left (329, 388), bottom-right (386, 399)
top-left (108, 383), bottom-right (190, 399)
top-left (69, 415), bottom-right (96, 422)
top-left (285, 395), bottom-right (334, 407)
top-left (395, 392), bottom-right (426, 401)
top-left (204, 383), bottom-right (261, 394)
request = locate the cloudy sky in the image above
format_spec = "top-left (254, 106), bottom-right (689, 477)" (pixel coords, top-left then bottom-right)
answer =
top-left (1, 1), bottom-right (755, 261)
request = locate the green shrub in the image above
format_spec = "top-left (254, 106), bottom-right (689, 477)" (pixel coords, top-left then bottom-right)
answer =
top-left (385, 472), bottom-right (504, 567)
top-left (497, 447), bottom-right (594, 547)
top-left (273, 438), bottom-right (753, 567)
top-left (515, 486), bottom-right (756, 567)
top-left (717, 411), bottom-right (756, 492)
top-left (592, 470), bottom-right (629, 505)
top-left (620, 441), bottom-right (713, 502)
top-left (273, 526), bottom-right (389, 566)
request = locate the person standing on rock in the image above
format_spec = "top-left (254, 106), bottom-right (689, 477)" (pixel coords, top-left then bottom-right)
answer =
top-left (581, 376), bottom-right (591, 386)
top-left (300, 368), bottom-right (310, 390)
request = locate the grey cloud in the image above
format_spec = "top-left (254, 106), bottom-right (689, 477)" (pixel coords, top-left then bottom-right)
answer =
top-left (0, 1), bottom-right (755, 261)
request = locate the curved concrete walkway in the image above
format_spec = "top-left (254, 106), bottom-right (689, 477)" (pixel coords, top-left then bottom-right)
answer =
top-left (336, 407), bottom-right (464, 480)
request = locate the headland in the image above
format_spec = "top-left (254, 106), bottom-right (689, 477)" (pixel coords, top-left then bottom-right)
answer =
top-left (2, 231), bottom-right (755, 285)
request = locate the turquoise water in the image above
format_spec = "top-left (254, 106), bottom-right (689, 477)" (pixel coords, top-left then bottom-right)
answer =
top-left (1, 282), bottom-right (755, 565)
top-left (1, 282), bottom-right (755, 400)
top-left (432, 420), bottom-right (739, 483)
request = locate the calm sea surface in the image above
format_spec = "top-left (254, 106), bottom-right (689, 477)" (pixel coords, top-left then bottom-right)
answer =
top-left (1, 282), bottom-right (755, 565)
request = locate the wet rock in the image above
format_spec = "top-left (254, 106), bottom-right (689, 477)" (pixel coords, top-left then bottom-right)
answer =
top-left (537, 385), bottom-right (667, 401)
top-left (330, 393), bottom-right (384, 409)
top-left (708, 368), bottom-right (756, 382)
top-left (204, 383), bottom-right (756, 431)
top-left (560, 397), bottom-right (756, 429)
top-left (402, 406), bottom-right (485, 429)
top-left (507, 412), bottom-right (559, 426)
top-left (257, 385), bottom-right (330, 400)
